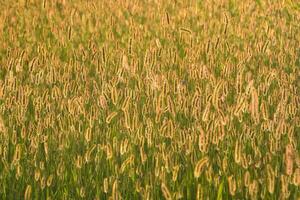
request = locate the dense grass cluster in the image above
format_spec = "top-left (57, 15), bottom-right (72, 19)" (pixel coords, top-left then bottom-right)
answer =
top-left (0, 0), bottom-right (299, 199)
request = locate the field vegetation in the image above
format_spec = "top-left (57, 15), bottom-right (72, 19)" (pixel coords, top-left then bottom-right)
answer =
top-left (0, 0), bottom-right (299, 199)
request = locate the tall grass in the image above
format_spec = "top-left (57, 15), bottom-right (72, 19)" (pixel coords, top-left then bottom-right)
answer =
top-left (0, 0), bottom-right (299, 199)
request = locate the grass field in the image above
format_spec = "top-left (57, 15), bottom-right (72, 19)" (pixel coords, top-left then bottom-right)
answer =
top-left (0, 0), bottom-right (300, 199)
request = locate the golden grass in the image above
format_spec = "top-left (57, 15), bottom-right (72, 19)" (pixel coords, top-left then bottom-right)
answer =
top-left (0, 0), bottom-right (299, 199)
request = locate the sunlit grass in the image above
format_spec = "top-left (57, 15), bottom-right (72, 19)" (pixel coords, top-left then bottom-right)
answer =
top-left (0, 0), bottom-right (299, 199)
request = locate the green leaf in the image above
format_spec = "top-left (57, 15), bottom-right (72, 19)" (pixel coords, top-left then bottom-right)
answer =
top-left (217, 180), bottom-right (224, 200)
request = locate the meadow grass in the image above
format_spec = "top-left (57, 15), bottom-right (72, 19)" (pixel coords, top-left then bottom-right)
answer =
top-left (0, 0), bottom-right (299, 199)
